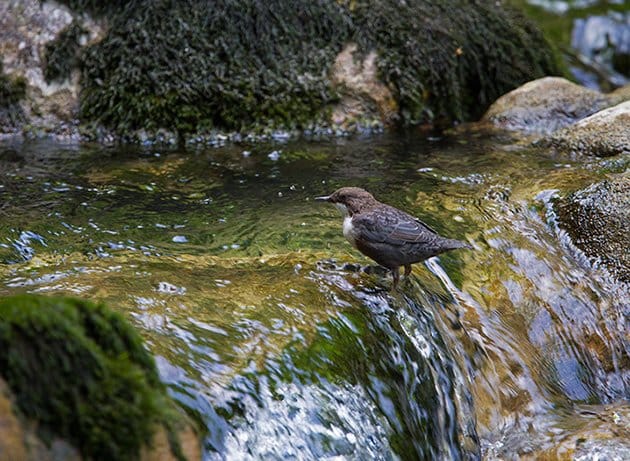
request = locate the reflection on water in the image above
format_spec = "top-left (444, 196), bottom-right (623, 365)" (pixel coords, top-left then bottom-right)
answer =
top-left (0, 133), bottom-right (628, 459)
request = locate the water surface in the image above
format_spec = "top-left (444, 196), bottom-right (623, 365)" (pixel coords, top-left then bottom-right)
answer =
top-left (0, 131), bottom-right (628, 459)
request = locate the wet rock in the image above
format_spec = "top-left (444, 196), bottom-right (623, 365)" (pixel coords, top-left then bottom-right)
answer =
top-left (482, 77), bottom-right (624, 134)
top-left (141, 425), bottom-right (202, 461)
top-left (555, 173), bottom-right (629, 284)
top-left (3, 0), bottom-right (560, 141)
top-left (545, 100), bottom-right (630, 157)
top-left (1, 375), bottom-right (201, 461)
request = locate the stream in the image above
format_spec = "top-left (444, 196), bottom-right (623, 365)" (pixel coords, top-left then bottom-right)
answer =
top-left (0, 131), bottom-right (628, 459)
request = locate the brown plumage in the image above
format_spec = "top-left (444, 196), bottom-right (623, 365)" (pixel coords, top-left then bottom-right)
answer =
top-left (315, 187), bottom-right (470, 287)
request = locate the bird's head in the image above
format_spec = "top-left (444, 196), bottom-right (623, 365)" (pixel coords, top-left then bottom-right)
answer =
top-left (315, 187), bottom-right (378, 216)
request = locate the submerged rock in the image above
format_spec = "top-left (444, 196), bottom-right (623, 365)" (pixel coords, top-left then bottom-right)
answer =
top-left (484, 403), bottom-right (630, 460)
top-left (482, 77), bottom-right (626, 134)
top-left (544, 100), bottom-right (630, 157)
top-left (0, 295), bottom-right (201, 461)
top-left (555, 173), bottom-right (629, 284)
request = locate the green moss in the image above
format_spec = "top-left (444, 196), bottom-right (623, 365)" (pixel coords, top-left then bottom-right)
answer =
top-left (44, 21), bottom-right (87, 83)
top-left (0, 61), bottom-right (27, 107)
top-left (77, 0), bottom-right (348, 137)
top-left (61, 0), bottom-right (561, 136)
top-left (351, 0), bottom-right (561, 125)
top-left (0, 60), bottom-right (27, 129)
top-left (0, 295), bottom-right (183, 461)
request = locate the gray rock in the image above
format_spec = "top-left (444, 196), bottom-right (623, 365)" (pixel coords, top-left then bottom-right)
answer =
top-left (545, 100), bottom-right (630, 157)
top-left (0, 0), bottom-right (105, 138)
top-left (482, 77), bottom-right (625, 134)
top-left (556, 173), bottom-right (629, 284)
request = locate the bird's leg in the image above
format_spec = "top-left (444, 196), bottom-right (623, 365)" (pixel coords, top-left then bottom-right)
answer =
top-left (391, 267), bottom-right (400, 289)
top-left (403, 264), bottom-right (412, 278)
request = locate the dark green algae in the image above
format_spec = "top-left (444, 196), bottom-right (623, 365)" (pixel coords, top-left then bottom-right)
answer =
top-left (0, 294), bottom-right (188, 461)
top-left (43, 21), bottom-right (88, 84)
top-left (51, 0), bottom-right (561, 139)
top-left (0, 60), bottom-right (27, 129)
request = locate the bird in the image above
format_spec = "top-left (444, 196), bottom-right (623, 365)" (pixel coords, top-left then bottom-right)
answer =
top-left (315, 187), bottom-right (471, 288)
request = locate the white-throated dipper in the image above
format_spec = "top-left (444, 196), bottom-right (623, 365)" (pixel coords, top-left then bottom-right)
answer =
top-left (315, 187), bottom-right (470, 288)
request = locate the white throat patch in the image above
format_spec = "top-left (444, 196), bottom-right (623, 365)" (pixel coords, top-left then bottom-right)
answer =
top-left (333, 202), bottom-right (357, 247)
top-left (342, 216), bottom-right (357, 248)
top-left (334, 202), bottom-right (349, 217)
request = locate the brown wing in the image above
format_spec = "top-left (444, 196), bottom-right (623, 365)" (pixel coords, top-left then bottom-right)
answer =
top-left (352, 206), bottom-right (440, 246)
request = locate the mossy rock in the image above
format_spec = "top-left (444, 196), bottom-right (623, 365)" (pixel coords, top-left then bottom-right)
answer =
top-left (58, 0), bottom-right (560, 138)
top-left (0, 295), bottom-right (187, 461)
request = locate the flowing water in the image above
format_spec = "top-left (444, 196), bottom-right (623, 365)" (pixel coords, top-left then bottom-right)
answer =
top-left (0, 131), bottom-right (628, 460)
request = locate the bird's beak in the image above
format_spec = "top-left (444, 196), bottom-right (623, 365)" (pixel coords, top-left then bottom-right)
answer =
top-left (314, 195), bottom-right (331, 202)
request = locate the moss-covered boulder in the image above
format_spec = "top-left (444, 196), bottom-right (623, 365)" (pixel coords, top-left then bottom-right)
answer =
top-left (46, 0), bottom-right (560, 140)
top-left (0, 294), bottom-right (199, 461)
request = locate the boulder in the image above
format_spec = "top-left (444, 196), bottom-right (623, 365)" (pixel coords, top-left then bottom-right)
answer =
top-left (545, 100), bottom-right (630, 156)
top-left (0, 0), bottom-right (105, 136)
top-left (482, 77), bottom-right (625, 134)
top-left (555, 173), bottom-right (629, 284)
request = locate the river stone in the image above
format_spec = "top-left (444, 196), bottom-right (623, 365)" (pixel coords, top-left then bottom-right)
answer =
top-left (609, 83), bottom-right (630, 103)
top-left (545, 100), bottom-right (630, 157)
top-left (482, 77), bottom-right (621, 134)
top-left (555, 173), bottom-right (629, 284)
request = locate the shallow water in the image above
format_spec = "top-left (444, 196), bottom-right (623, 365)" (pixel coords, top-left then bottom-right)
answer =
top-left (0, 131), bottom-right (628, 459)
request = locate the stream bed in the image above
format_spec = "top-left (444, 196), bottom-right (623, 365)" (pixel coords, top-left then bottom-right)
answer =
top-left (0, 130), bottom-right (628, 460)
